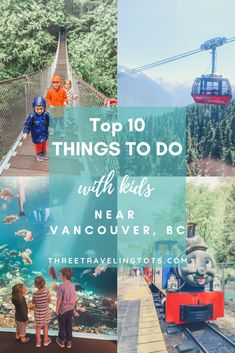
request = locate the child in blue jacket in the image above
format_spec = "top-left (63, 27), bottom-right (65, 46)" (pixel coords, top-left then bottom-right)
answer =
top-left (22, 96), bottom-right (49, 161)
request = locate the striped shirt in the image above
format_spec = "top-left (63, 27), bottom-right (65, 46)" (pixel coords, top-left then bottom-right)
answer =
top-left (32, 289), bottom-right (50, 326)
top-left (65, 89), bottom-right (76, 106)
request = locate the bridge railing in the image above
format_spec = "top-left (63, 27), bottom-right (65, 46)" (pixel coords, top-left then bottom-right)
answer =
top-left (0, 37), bottom-right (60, 167)
top-left (0, 32), bottom-right (113, 173)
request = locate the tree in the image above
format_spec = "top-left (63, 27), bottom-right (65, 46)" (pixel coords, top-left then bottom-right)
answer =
top-left (67, 0), bottom-right (117, 97)
top-left (0, 0), bottom-right (65, 79)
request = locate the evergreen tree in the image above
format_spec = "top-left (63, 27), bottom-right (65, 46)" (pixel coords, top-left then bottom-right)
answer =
top-left (211, 126), bottom-right (223, 160)
top-left (224, 149), bottom-right (233, 165)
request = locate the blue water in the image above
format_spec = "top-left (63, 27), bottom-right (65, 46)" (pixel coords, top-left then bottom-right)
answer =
top-left (0, 176), bottom-right (117, 296)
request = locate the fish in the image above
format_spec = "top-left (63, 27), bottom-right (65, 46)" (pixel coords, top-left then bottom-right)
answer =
top-left (23, 256), bottom-right (33, 265)
top-left (75, 283), bottom-right (84, 291)
top-left (93, 264), bottom-right (107, 277)
top-left (32, 271), bottom-right (43, 276)
top-left (0, 244), bottom-right (8, 250)
top-left (15, 230), bottom-right (33, 242)
top-left (49, 266), bottom-right (57, 280)
top-left (24, 234), bottom-right (33, 242)
top-left (0, 188), bottom-right (14, 200)
top-left (85, 250), bottom-right (97, 258)
top-left (15, 230), bottom-right (29, 237)
top-left (80, 269), bottom-right (93, 279)
top-left (17, 179), bottom-right (26, 216)
top-left (19, 249), bottom-right (33, 265)
top-left (3, 215), bottom-right (19, 224)
top-left (8, 250), bottom-right (18, 256)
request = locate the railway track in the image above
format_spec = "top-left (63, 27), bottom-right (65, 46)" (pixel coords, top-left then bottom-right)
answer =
top-left (184, 322), bottom-right (235, 353)
top-left (150, 283), bottom-right (235, 353)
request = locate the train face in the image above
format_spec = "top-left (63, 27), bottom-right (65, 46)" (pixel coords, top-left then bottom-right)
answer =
top-left (149, 224), bottom-right (224, 324)
top-left (177, 235), bottom-right (216, 290)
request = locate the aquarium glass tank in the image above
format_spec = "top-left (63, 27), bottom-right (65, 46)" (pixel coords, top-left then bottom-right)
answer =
top-left (0, 177), bottom-right (117, 338)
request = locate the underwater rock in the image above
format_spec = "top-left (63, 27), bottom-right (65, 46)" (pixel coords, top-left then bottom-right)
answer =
top-left (50, 282), bottom-right (58, 292)
top-left (0, 287), bottom-right (9, 295)
top-left (0, 303), bottom-right (12, 314)
top-left (0, 249), bottom-right (9, 257)
top-left (9, 278), bottom-right (24, 286)
top-left (77, 297), bottom-right (83, 302)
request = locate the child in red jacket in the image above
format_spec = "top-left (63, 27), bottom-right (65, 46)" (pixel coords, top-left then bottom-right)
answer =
top-left (46, 75), bottom-right (67, 137)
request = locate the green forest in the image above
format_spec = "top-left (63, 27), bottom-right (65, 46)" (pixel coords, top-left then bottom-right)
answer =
top-left (187, 178), bottom-right (235, 263)
top-left (117, 102), bottom-right (235, 177)
top-left (118, 109), bottom-right (186, 176)
top-left (0, 0), bottom-right (117, 97)
top-left (187, 101), bottom-right (235, 176)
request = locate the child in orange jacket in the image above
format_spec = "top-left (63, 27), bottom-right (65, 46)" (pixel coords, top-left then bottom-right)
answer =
top-left (46, 75), bottom-right (67, 137)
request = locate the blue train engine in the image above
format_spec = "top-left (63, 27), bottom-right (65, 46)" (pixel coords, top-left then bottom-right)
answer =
top-left (149, 222), bottom-right (224, 324)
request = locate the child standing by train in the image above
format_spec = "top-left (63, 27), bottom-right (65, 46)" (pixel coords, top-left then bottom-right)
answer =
top-left (11, 284), bottom-right (30, 344)
top-left (22, 96), bottom-right (49, 162)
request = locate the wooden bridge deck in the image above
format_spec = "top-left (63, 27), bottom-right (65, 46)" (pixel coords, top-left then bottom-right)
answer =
top-left (1, 136), bottom-right (48, 176)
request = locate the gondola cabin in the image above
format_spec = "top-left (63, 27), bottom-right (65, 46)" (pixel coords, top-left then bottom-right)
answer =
top-left (191, 75), bottom-right (232, 105)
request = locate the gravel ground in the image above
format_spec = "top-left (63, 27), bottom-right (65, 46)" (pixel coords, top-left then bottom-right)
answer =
top-left (212, 299), bottom-right (235, 336)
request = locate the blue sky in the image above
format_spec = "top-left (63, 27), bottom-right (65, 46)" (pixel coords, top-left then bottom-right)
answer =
top-left (118, 0), bottom-right (235, 83)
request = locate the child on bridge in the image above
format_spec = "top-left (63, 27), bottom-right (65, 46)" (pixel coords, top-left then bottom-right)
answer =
top-left (22, 96), bottom-right (49, 162)
top-left (63, 79), bottom-right (78, 128)
top-left (46, 75), bottom-right (68, 137)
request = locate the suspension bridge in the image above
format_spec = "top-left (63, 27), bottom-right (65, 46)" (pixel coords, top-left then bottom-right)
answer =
top-left (0, 32), bottom-right (107, 176)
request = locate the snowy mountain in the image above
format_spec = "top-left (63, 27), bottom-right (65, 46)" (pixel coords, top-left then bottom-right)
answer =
top-left (118, 66), bottom-right (193, 106)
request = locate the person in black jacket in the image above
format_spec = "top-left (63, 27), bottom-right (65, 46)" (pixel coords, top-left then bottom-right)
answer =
top-left (11, 284), bottom-right (30, 343)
